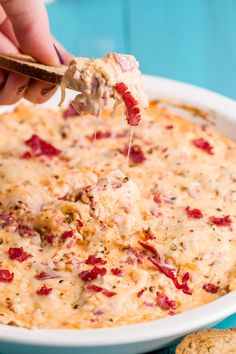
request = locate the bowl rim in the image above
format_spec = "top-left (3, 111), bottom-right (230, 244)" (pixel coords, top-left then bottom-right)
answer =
top-left (0, 74), bottom-right (235, 347)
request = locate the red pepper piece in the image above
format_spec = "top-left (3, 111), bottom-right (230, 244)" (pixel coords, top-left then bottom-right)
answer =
top-left (139, 241), bottom-right (161, 260)
top-left (156, 292), bottom-right (176, 309)
top-left (111, 268), bottom-right (122, 276)
top-left (122, 91), bottom-right (138, 109)
top-left (0, 269), bottom-right (14, 283)
top-left (76, 219), bottom-right (84, 228)
top-left (61, 230), bottom-right (74, 240)
top-left (114, 82), bottom-right (141, 126)
top-left (87, 130), bottom-right (111, 142)
top-left (203, 283), bottom-right (219, 293)
top-left (8, 247), bottom-right (32, 263)
top-left (127, 106), bottom-right (141, 126)
top-left (185, 206), bottom-right (203, 219)
top-left (209, 215), bottom-right (232, 227)
top-left (114, 82), bottom-right (128, 95)
top-left (143, 228), bottom-right (155, 240)
top-left (86, 284), bottom-right (117, 297)
top-left (85, 255), bottom-right (107, 266)
top-left (102, 289), bottom-right (117, 297)
top-left (137, 288), bottom-right (146, 298)
top-left (35, 271), bottom-right (59, 280)
top-left (148, 258), bottom-right (192, 295)
top-left (122, 144), bottom-right (146, 164)
top-left (22, 134), bottom-right (61, 158)
top-left (79, 266), bottom-right (107, 281)
top-left (192, 138), bottom-right (214, 155)
top-left (36, 285), bottom-right (52, 296)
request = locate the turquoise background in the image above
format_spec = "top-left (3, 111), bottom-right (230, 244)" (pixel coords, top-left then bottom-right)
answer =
top-left (46, 0), bottom-right (235, 352)
top-left (47, 0), bottom-right (236, 99)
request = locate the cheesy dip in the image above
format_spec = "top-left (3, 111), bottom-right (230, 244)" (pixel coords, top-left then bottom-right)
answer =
top-left (0, 101), bottom-right (235, 329)
top-left (61, 52), bottom-right (148, 124)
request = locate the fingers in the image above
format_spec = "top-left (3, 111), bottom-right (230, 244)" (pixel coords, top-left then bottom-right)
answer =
top-left (0, 30), bottom-right (29, 104)
top-left (52, 37), bottom-right (74, 65)
top-left (1, 17), bottom-right (19, 47)
top-left (24, 81), bottom-right (57, 104)
top-left (0, 27), bottom-right (17, 52)
top-left (0, 1), bottom-right (73, 105)
top-left (0, 0), bottom-right (59, 65)
top-left (0, 71), bottom-right (30, 104)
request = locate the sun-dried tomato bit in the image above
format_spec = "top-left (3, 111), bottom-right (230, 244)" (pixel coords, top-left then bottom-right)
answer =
top-left (34, 270), bottom-right (59, 280)
top-left (22, 134), bottom-right (61, 158)
top-left (86, 284), bottom-right (117, 297)
top-left (209, 215), bottom-right (232, 227)
top-left (114, 82), bottom-right (141, 126)
top-left (61, 230), bottom-right (74, 241)
top-left (85, 255), bottom-right (107, 266)
top-left (111, 268), bottom-right (122, 276)
top-left (185, 206), bottom-right (203, 219)
top-left (166, 125), bottom-right (173, 130)
top-left (203, 283), bottom-right (219, 293)
top-left (122, 144), bottom-right (146, 164)
top-left (79, 266), bottom-right (107, 281)
top-left (148, 258), bottom-right (192, 295)
top-left (63, 104), bottom-right (78, 118)
top-left (8, 247), bottom-right (32, 262)
top-left (36, 285), bottom-right (52, 296)
top-left (156, 292), bottom-right (176, 310)
top-left (139, 241), bottom-right (161, 260)
top-left (0, 269), bottom-right (14, 283)
top-left (192, 138), bottom-right (214, 155)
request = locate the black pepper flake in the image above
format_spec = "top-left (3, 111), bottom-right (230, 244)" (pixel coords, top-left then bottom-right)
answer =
top-left (59, 280), bottom-right (64, 284)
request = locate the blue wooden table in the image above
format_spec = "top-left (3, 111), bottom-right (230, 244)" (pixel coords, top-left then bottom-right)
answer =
top-left (46, 0), bottom-right (236, 352)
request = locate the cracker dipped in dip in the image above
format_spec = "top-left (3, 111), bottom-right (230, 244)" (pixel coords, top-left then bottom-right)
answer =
top-left (61, 52), bottom-right (148, 126)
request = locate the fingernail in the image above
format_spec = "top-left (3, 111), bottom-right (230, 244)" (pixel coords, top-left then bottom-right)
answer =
top-left (17, 84), bottom-right (29, 95)
top-left (41, 85), bottom-right (56, 96)
top-left (53, 44), bottom-right (64, 65)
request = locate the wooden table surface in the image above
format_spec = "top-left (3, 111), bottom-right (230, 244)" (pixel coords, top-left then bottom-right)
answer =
top-left (46, 0), bottom-right (236, 351)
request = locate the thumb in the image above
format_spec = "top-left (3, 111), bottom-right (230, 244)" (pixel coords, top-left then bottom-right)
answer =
top-left (0, 0), bottom-right (60, 65)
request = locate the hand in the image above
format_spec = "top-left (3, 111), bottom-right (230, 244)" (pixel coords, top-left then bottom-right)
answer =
top-left (0, 0), bottom-right (73, 105)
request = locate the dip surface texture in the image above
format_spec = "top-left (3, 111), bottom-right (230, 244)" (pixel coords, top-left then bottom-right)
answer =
top-left (0, 101), bottom-right (235, 329)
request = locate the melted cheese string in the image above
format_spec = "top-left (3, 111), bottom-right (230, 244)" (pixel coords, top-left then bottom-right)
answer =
top-left (126, 126), bottom-right (135, 169)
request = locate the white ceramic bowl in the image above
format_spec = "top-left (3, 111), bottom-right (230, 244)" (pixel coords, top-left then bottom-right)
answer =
top-left (0, 75), bottom-right (235, 354)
